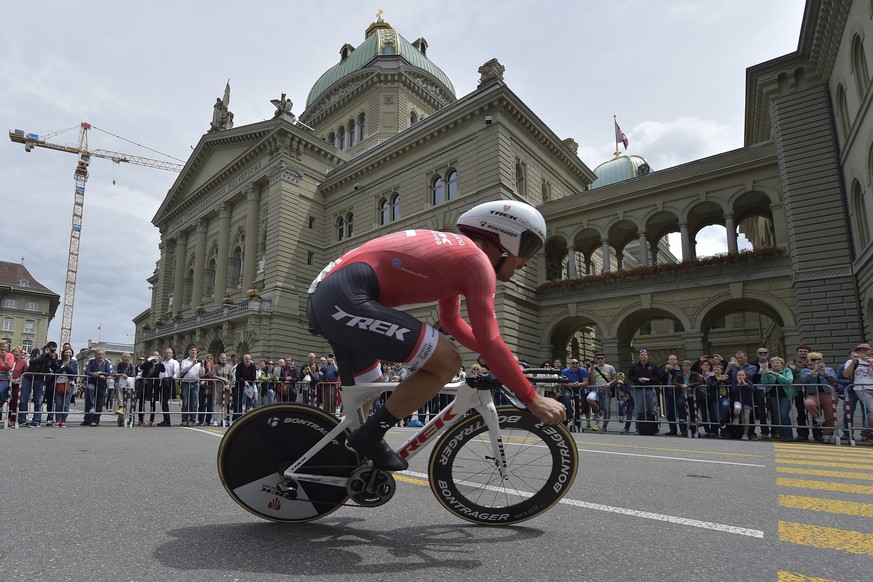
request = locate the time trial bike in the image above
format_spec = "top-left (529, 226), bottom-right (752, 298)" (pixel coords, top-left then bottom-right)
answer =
top-left (217, 368), bottom-right (578, 525)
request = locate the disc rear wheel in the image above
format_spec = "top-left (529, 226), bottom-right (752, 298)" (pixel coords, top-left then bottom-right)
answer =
top-left (217, 404), bottom-right (359, 523)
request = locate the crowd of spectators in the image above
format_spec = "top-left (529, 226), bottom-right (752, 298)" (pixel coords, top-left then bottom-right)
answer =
top-left (2, 338), bottom-right (871, 444)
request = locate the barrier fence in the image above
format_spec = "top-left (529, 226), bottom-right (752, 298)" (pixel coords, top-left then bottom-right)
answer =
top-left (3, 372), bottom-right (870, 446)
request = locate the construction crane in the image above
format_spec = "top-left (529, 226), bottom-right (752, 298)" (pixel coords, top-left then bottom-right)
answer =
top-left (9, 122), bottom-right (184, 346)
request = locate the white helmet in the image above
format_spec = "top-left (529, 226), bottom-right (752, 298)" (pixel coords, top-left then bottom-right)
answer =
top-left (457, 200), bottom-right (546, 260)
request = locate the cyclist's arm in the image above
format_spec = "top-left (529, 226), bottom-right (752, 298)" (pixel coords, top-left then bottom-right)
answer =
top-left (437, 296), bottom-right (481, 353)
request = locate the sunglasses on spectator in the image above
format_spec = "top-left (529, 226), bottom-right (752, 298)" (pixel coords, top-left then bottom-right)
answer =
top-left (596, 356), bottom-right (605, 359)
top-left (757, 351), bottom-right (768, 355)
top-left (809, 358), bottom-right (821, 361)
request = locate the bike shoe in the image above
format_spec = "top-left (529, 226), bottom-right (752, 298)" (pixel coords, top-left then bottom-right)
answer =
top-left (346, 430), bottom-right (409, 472)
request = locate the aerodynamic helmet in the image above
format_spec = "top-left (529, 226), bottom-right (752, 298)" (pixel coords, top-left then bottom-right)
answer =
top-left (456, 200), bottom-right (546, 260)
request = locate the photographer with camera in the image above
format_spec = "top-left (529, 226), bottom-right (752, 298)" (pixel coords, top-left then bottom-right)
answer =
top-left (18, 342), bottom-right (60, 428)
top-left (179, 345), bottom-right (202, 427)
top-left (843, 342), bottom-right (873, 439)
top-left (800, 352), bottom-right (838, 443)
top-left (82, 348), bottom-right (112, 427)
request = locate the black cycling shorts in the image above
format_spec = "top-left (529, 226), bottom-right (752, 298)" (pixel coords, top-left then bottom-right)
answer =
top-left (307, 262), bottom-right (439, 386)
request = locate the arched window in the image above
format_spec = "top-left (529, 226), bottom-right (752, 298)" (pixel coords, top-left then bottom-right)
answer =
top-left (328, 132), bottom-right (336, 147)
top-left (446, 170), bottom-right (458, 201)
top-left (348, 120), bottom-right (356, 148)
top-left (338, 126), bottom-right (346, 150)
top-left (183, 265), bottom-right (194, 307)
top-left (230, 235), bottom-right (244, 289)
top-left (204, 252), bottom-right (217, 299)
top-left (837, 83), bottom-right (850, 139)
top-left (358, 113), bottom-right (366, 141)
top-left (346, 212), bottom-right (354, 238)
top-left (410, 111), bottom-right (418, 125)
top-left (853, 34), bottom-right (870, 99)
top-left (379, 198), bottom-right (389, 225)
top-left (515, 162), bottom-right (526, 196)
top-left (432, 175), bottom-right (444, 205)
top-left (336, 216), bottom-right (345, 241)
top-left (853, 179), bottom-right (870, 249)
top-left (391, 194), bottom-right (401, 221)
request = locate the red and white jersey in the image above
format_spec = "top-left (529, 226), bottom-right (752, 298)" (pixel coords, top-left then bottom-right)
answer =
top-left (314, 229), bottom-right (536, 403)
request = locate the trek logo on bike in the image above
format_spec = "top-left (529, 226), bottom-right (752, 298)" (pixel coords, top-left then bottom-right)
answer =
top-left (331, 306), bottom-right (411, 341)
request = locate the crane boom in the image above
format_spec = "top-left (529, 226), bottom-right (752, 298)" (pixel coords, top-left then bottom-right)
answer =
top-left (8, 122), bottom-right (183, 346)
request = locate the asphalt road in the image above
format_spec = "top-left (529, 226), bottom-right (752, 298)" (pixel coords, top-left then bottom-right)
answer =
top-left (1, 414), bottom-right (871, 582)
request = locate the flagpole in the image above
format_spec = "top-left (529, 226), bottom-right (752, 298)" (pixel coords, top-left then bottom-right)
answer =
top-left (613, 115), bottom-right (620, 157)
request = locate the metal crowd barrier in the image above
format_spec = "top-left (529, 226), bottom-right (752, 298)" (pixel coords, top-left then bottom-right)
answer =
top-left (4, 371), bottom-right (91, 428)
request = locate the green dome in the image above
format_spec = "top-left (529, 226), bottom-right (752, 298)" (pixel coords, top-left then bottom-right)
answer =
top-left (591, 154), bottom-right (652, 189)
top-left (305, 18), bottom-right (456, 109)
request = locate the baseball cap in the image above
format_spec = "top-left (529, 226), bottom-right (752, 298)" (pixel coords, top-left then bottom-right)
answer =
top-left (857, 343), bottom-right (872, 350)
top-left (639, 349), bottom-right (648, 354)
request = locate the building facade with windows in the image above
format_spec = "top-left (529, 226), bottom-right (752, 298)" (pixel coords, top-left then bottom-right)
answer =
top-left (0, 261), bottom-right (60, 353)
top-left (136, 1), bottom-right (873, 371)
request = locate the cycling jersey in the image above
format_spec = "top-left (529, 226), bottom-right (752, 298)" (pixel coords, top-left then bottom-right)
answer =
top-left (307, 229), bottom-right (537, 404)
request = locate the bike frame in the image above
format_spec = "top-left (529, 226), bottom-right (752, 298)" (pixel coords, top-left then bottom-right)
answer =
top-left (283, 381), bottom-right (507, 487)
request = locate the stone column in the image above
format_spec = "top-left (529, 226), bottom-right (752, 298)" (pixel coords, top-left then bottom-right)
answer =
top-left (536, 249), bottom-right (547, 284)
top-left (725, 213), bottom-right (738, 255)
top-left (190, 219), bottom-right (207, 309)
top-left (172, 232), bottom-right (187, 315)
top-left (242, 184), bottom-right (260, 291)
top-left (681, 332), bottom-right (707, 361)
top-left (601, 239), bottom-right (611, 273)
top-left (157, 240), bottom-right (170, 313)
top-left (638, 232), bottom-right (649, 266)
top-left (680, 223), bottom-right (692, 260)
top-left (214, 203), bottom-right (231, 303)
top-left (567, 245), bottom-right (577, 279)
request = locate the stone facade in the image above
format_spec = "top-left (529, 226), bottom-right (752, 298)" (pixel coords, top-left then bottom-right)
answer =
top-left (136, 2), bottom-right (873, 373)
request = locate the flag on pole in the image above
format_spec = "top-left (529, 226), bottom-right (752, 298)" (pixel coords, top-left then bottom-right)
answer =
top-left (614, 118), bottom-right (629, 150)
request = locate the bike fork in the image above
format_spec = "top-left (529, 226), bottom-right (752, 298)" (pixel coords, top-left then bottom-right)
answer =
top-left (476, 396), bottom-right (510, 479)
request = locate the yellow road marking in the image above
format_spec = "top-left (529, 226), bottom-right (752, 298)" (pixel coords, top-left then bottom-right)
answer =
top-left (569, 440), bottom-right (764, 458)
top-left (776, 453), bottom-right (873, 465)
top-left (775, 458), bottom-right (873, 470)
top-left (777, 477), bottom-right (873, 495)
top-left (395, 474), bottom-right (429, 486)
top-left (777, 466), bottom-right (873, 481)
top-left (779, 521), bottom-right (873, 555)
top-left (774, 444), bottom-right (873, 455)
top-left (779, 494), bottom-right (873, 518)
top-left (777, 571), bottom-right (839, 582)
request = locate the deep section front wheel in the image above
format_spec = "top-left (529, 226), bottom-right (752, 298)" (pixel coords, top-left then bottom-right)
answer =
top-left (428, 406), bottom-right (578, 525)
top-left (217, 403), bottom-right (359, 523)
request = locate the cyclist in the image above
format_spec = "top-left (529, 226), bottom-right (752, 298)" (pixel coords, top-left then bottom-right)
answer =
top-left (307, 199), bottom-right (567, 471)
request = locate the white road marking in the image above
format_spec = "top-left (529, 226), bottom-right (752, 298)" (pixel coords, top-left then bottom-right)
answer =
top-left (574, 447), bottom-right (765, 467)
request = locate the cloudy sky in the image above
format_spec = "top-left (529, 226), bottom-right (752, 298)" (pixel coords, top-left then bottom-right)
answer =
top-left (1, 0), bottom-right (805, 352)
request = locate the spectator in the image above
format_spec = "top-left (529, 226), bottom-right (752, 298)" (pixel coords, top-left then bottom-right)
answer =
top-left (800, 352), bottom-right (838, 443)
top-left (788, 345), bottom-right (812, 442)
top-left (842, 342), bottom-right (873, 440)
top-left (259, 359), bottom-right (277, 405)
top-left (750, 347), bottom-right (771, 440)
top-left (561, 359), bottom-right (588, 431)
top-left (178, 345), bottom-right (201, 427)
top-left (8, 346), bottom-right (28, 428)
top-left (629, 349), bottom-right (659, 435)
top-left (198, 353), bottom-right (216, 425)
top-left (138, 351), bottom-right (163, 427)
top-left (52, 347), bottom-right (78, 428)
top-left (158, 347), bottom-right (179, 427)
top-left (709, 363), bottom-right (732, 438)
top-left (697, 360), bottom-right (720, 437)
top-left (83, 348), bottom-right (112, 427)
top-left (660, 354), bottom-right (683, 436)
top-left (673, 360), bottom-right (702, 436)
top-left (0, 340), bottom-right (13, 420)
top-left (614, 372), bottom-right (634, 434)
top-left (589, 354), bottom-right (616, 432)
top-left (20, 342), bottom-right (60, 428)
top-left (113, 352), bottom-right (136, 419)
top-left (731, 369), bottom-right (756, 441)
top-left (213, 353), bottom-right (232, 424)
top-left (234, 354), bottom-right (257, 422)
top-left (760, 356), bottom-right (795, 442)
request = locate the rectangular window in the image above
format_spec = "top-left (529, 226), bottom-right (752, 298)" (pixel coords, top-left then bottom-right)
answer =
top-left (3, 298), bottom-right (16, 309)
top-left (25, 300), bottom-right (38, 311)
top-left (308, 216), bottom-right (316, 229)
top-left (24, 319), bottom-right (35, 333)
top-left (307, 251), bottom-right (314, 265)
top-left (2, 317), bottom-right (13, 332)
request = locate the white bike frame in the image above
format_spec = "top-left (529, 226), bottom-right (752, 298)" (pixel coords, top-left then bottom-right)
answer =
top-left (283, 381), bottom-right (509, 487)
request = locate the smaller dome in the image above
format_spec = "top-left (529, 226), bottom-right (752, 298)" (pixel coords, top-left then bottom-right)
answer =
top-left (591, 154), bottom-right (652, 189)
